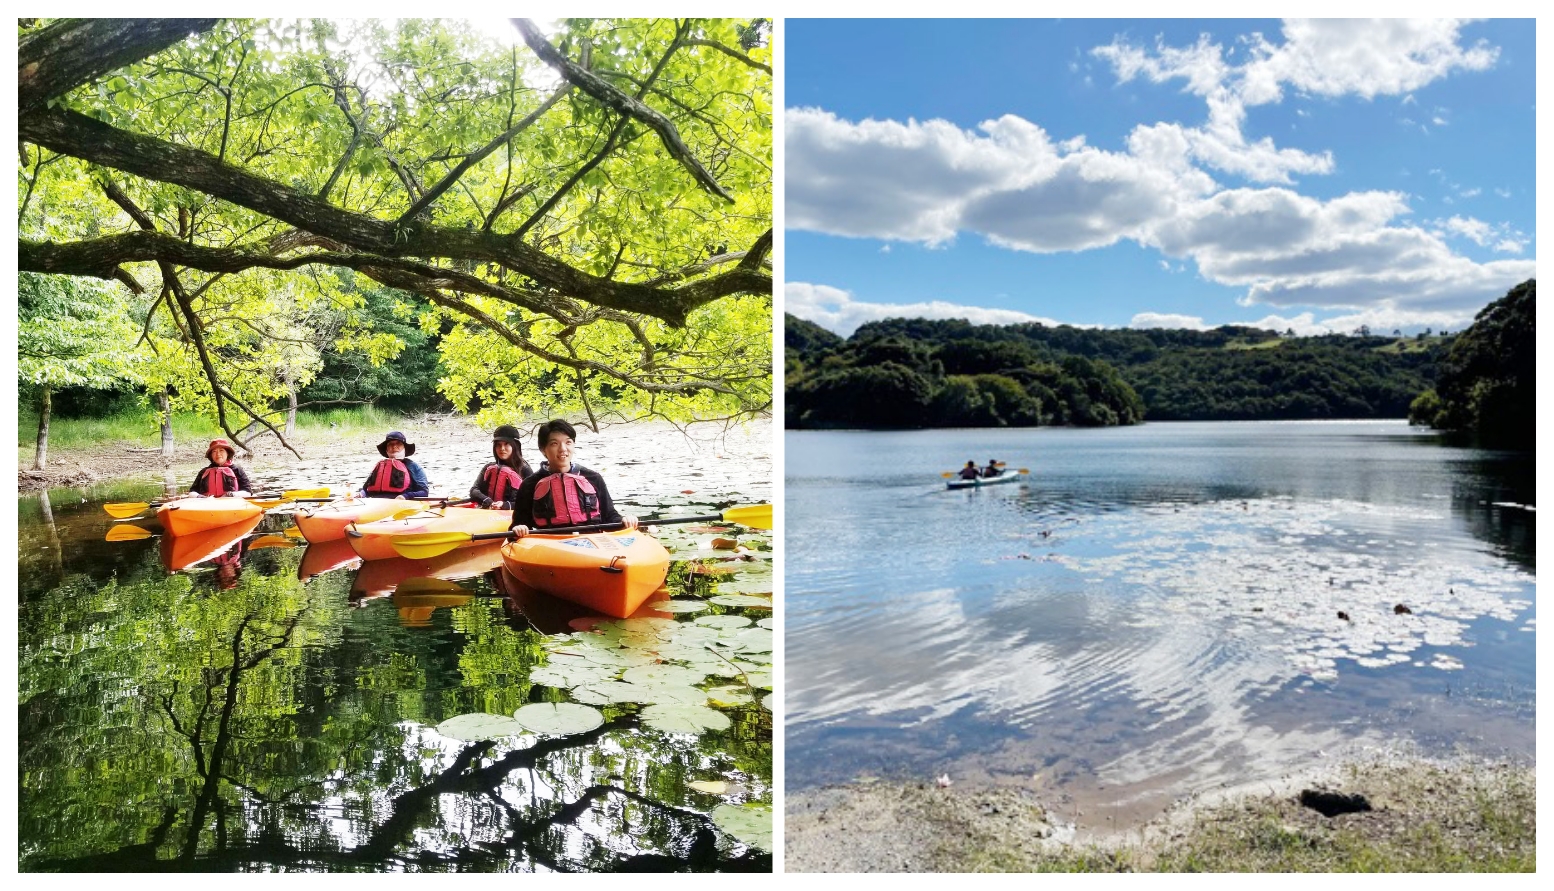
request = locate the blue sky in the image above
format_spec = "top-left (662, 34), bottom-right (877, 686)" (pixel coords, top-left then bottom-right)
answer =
top-left (785, 19), bottom-right (1535, 336)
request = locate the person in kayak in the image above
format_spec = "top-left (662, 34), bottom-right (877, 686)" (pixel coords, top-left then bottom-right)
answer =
top-left (958, 460), bottom-right (981, 480)
top-left (469, 424), bottom-right (534, 510)
top-left (509, 419), bottom-right (638, 537)
top-left (983, 459), bottom-right (1003, 478)
top-left (357, 431), bottom-right (430, 499)
top-left (189, 439), bottom-right (253, 497)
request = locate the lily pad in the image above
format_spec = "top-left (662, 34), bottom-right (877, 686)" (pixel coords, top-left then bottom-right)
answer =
top-left (640, 703), bottom-right (731, 734)
top-left (689, 780), bottom-right (728, 795)
top-left (622, 664), bottom-right (709, 687)
top-left (732, 628), bottom-right (773, 652)
top-left (761, 693), bottom-right (773, 711)
top-left (709, 594), bottom-right (772, 609)
top-left (705, 685), bottom-right (753, 707)
top-left (713, 574), bottom-right (774, 595)
top-left (756, 618), bottom-right (773, 629)
top-left (712, 804), bottom-right (772, 851)
top-left (435, 712), bottom-right (526, 742)
top-left (512, 702), bottom-right (605, 736)
top-left (654, 599), bottom-right (711, 614)
top-left (529, 658), bottom-right (618, 689)
top-left (694, 614), bottom-right (752, 630)
top-left (571, 681), bottom-right (707, 706)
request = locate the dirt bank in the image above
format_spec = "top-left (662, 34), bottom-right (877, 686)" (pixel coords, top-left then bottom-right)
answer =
top-left (785, 754), bottom-right (1535, 872)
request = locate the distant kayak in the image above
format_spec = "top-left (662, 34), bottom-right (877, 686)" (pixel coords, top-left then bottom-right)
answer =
top-left (945, 470), bottom-right (1029, 490)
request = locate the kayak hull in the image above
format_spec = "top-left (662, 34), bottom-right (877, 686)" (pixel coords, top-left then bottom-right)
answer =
top-left (500, 529), bottom-right (671, 619)
top-left (297, 538), bottom-right (364, 582)
top-left (294, 498), bottom-right (405, 543)
top-left (160, 514), bottom-right (262, 571)
top-left (344, 506), bottom-right (511, 561)
top-left (946, 471), bottom-right (1028, 490)
top-left (351, 542), bottom-right (506, 600)
top-left (157, 497), bottom-right (265, 535)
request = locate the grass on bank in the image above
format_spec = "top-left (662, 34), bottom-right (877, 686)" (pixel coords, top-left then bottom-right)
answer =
top-left (947, 760), bottom-right (1534, 873)
top-left (18, 405), bottom-right (405, 456)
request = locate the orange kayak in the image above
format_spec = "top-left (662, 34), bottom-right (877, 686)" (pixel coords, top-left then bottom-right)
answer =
top-left (293, 498), bottom-right (408, 543)
top-left (160, 514), bottom-right (262, 571)
top-left (157, 497), bottom-right (265, 536)
top-left (500, 529), bottom-right (671, 619)
top-left (345, 506), bottom-right (512, 562)
top-left (497, 567), bottom-right (673, 633)
top-left (351, 542), bottom-right (506, 600)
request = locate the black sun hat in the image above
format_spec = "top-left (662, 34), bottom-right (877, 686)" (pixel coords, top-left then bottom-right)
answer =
top-left (492, 425), bottom-right (522, 444)
top-left (377, 430), bottom-right (416, 457)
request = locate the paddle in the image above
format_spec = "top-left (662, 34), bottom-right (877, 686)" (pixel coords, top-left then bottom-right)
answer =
top-left (388, 503), bottom-right (774, 560)
top-left (105, 524), bottom-right (156, 542)
top-left (104, 487), bottom-right (331, 519)
top-left (248, 534), bottom-right (300, 550)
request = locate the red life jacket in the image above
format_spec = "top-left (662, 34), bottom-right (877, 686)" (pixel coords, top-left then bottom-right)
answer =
top-left (197, 464), bottom-right (238, 497)
top-left (367, 458), bottom-right (411, 495)
top-left (482, 463), bottom-right (524, 503)
top-left (532, 471), bottom-right (601, 527)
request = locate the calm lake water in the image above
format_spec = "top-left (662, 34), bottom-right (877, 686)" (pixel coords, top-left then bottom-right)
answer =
top-left (19, 421), bottom-right (773, 872)
top-left (786, 421), bottom-right (1533, 824)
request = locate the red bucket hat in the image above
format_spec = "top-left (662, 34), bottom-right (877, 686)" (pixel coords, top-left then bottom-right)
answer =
top-left (206, 439), bottom-right (234, 463)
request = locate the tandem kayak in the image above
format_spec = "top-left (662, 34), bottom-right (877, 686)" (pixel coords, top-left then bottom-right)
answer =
top-left (157, 497), bottom-right (266, 535)
top-left (500, 529), bottom-right (671, 619)
top-left (294, 497), bottom-right (410, 543)
top-left (945, 469), bottom-right (1029, 490)
top-left (344, 506), bottom-right (512, 562)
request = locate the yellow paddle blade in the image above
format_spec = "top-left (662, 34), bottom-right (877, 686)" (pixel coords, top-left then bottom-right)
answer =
top-left (248, 535), bottom-right (299, 550)
top-left (105, 524), bottom-right (155, 542)
top-left (283, 487), bottom-right (331, 500)
top-left (390, 506), bottom-right (438, 521)
top-left (248, 498), bottom-right (285, 509)
top-left (721, 503), bottom-right (773, 530)
top-left (395, 577), bottom-right (470, 596)
top-left (284, 525), bottom-right (306, 539)
top-left (941, 472), bottom-right (955, 478)
top-left (103, 502), bottom-right (153, 519)
top-left (388, 531), bottom-right (483, 560)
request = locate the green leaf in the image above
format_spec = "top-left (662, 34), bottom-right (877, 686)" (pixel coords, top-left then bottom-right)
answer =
top-left (512, 702), bottom-right (605, 736)
top-left (712, 804), bottom-right (772, 851)
top-left (639, 703), bottom-right (731, 734)
top-left (435, 712), bottom-right (526, 741)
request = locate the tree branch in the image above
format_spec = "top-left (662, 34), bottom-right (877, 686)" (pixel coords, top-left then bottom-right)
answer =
top-left (682, 37), bottom-right (772, 74)
top-left (18, 18), bottom-right (219, 115)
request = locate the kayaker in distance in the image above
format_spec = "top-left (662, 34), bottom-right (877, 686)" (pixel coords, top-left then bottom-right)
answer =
top-left (469, 424), bottom-right (534, 510)
top-left (358, 431), bottom-right (431, 500)
top-left (983, 459), bottom-right (1003, 478)
top-left (958, 461), bottom-right (981, 480)
top-left (188, 439), bottom-right (253, 497)
top-left (509, 419), bottom-right (638, 538)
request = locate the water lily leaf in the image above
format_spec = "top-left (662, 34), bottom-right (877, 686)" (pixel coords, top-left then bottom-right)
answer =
top-left (689, 780), bottom-right (728, 794)
top-left (737, 668), bottom-right (772, 689)
top-left (710, 537), bottom-right (739, 550)
top-left (735, 648), bottom-right (772, 666)
top-left (640, 703), bottom-right (731, 734)
top-left (705, 685), bottom-right (753, 707)
top-left (732, 628), bottom-right (773, 652)
top-left (761, 693), bottom-right (773, 711)
top-left (712, 804), bottom-right (772, 851)
top-left (513, 702), bottom-right (604, 736)
top-left (622, 664), bottom-right (708, 687)
top-left (570, 681), bottom-right (706, 706)
top-left (654, 599), bottom-right (711, 614)
top-left (530, 657), bottom-right (618, 689)
top-left (579, 647), bottom-right (656, 668)
top-left (756, 618), bottom-right (773, 629)
top-left (694, 614), bottom-right (752, 630)
top-left (709, 594), bottom-right (772, 608)
top-left (435, 713), bottom-right (526, 741)
top-left (713, 574), bottom-right (774, 595)
top-left (669, 625), bottom-right (723, 645)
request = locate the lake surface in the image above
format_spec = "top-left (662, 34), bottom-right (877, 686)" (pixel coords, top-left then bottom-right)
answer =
top-left (18, 420), bottom-right (773, 872)
top-left (786, 421), bottom-right (1534, 826)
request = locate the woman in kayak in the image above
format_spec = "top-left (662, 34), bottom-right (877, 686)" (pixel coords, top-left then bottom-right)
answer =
top-left (509, 419), bottom-right (638, 537)
top-left (189, 439), bottom-right (253, 497)
top-left (357, 431), bottom-right (431, 499)
top-left (958, 460), bottom-right (981, 480)
top-left (982, 459), bottom-right (1003, 478)
top-left (468, 424), bottom-right (534, 510)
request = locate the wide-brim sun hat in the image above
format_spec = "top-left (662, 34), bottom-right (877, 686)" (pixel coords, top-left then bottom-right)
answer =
top-left (377, 431), bottom-right (416, 457)
top-left (492, 424), bottom-right (522, 443)
top-left (207, 438), bottom-right (233, 462)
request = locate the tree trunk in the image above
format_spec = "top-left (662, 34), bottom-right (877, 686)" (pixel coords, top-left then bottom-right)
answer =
top-left (160, 385), bottom-right (175, 458)
top-left (38, 490), bottom-right (63, 582)
top-left (33, 384), bottom-right (50, 470)
top-left (285, 375), bottom-right (297, 436)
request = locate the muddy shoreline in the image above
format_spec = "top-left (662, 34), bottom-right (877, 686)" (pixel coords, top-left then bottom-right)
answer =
top-left (784, 752), bottom-right (1535, 872)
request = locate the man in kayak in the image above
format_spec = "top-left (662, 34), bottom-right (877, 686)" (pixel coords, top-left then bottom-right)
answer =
top-left (958, 460), bottom-right (981, 480)
top-left (358, 431), bottom-right (431, 499)
top-left (509, 419), bottom-right (638, 537)
top-left (469, 424), bottom-right (534, 510)
top-left (982, 459), bottom-right (1003, 478)
top-left (188, 439), bottom-right (254, 497)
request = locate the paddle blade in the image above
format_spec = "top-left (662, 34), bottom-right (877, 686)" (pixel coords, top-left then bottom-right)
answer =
top-left (103, 502), bottom-right (153, 519)
top-left (105, 524), bottom-right (155, 542)
top-left (388, 531), bottom-right (483, 560)
top-left (284, 487), bottom-right (331, 500)
top-left (284, 525), bottom-right (306, 539)
top-left (248, 535), bottom-right (300, 550)
top-left (721, 503), bottom-right (773, 530)
top-left (941, 472), bottom-right (955, 478)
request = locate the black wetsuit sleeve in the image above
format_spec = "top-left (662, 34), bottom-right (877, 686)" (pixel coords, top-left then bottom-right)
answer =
top-left (586, 469), bottom-right (623, 525)
top-left (190, 466), bottom-right (209, 494)
top-left (510, 472), bottom-right (540, 528)
top-left (469, 464), bottom-right (493, 507)
top-left (233, 465), bottom-right (253, 493)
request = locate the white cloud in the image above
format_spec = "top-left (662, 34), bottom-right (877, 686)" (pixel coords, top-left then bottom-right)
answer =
top-left (1493, 238), bottom-right (1527, 254)
top-left (1131, 312), bottom-right (1208, 330)
top-left (786, 282), bottom-right (1066, 337)
top-left (1434, 215), bottom-right (1494, 245)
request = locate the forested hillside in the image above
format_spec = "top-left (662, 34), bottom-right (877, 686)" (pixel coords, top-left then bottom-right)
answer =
top-left (1409, 279), bottom-right (1534, 448)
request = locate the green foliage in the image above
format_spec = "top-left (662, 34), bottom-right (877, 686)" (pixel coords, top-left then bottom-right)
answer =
top-left (17, 272), bottom-right (145, 390)
top-left (1419, 279), bottom-right (1534, 447)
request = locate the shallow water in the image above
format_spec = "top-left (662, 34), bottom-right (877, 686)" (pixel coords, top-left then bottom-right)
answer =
top-left (19, 420), bottom-right (774, 872)
top-left (785, 421), bottom-right (1533, 825)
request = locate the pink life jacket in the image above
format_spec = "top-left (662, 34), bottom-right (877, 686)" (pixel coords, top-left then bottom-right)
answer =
top-left (482, 463), bottom-right (524, 503)
top-left (197, 464), bottom-right (238, 497)
top-left (367, 458), bottom-right (410, 495)
top-left (532, 471), bottom-right (601, 527)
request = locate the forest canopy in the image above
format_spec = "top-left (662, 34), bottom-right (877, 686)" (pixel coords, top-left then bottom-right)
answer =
top-left (18, 18), bottom-right (773, 455)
